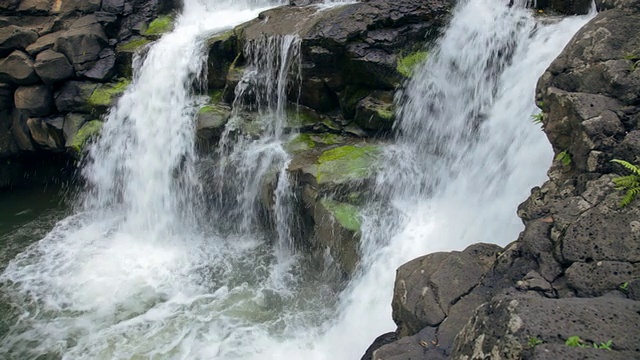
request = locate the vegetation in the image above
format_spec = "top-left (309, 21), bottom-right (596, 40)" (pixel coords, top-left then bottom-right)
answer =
top-left (531, 112), bottom-right (543, 124)
top-left (528, 337), bottom-right (543, 348)
top-left (117, 38), bottom-right (151, 52)
top-left (321, 199), bottom-right (361, 232)
top-left (611, 159), bottom-right (640, 207)
top-left (565, 336), bottom-right (613, 350)
top-left (620, 282), bottom-right (629, 291)
top-left (317, 145), bottom-right (381, 184)
top-left (555, 150), bottom-right (572, 167)
top-left (397, 51), bottom-right (428, 77)
top-left (70, 121), bottom-right (103, 154)
top-left (143, 15), bottom-right (174, 36)
top-left (88, 79), bottom-right (131, 107)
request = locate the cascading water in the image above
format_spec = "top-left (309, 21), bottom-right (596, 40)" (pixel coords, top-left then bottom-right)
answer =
top-left (0, 0), bottom-right (593, 359)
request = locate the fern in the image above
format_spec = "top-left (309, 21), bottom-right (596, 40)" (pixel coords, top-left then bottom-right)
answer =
top-left (531, 113), bottom-right (543, 124)
top-left (611, 159), bottom-right (640, 207)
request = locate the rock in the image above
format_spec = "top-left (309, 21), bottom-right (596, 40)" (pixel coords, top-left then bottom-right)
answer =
top-left (0, 25), bottom-right (38, 57)
top-left (26, 116), bottom-right (64, 151)
top-left (83, 48), bottom-right (116, 81)
top-left (87, 78), bottom-right (130, 112)
top-left (361, 332), bottom-right (398, 360)
top-left (68, 119), bottom-right (102, 154)
top-left (26, 31), bottom-right (66, 56)
top-left (54, 81), bottom-right (99, 113)
top-left (0, 0), bottom-right (21, 12)
top-left (54, 15), bottom-right (109, 73)
top-left (143, 15), bottom-right (173, 36)
top-left (0, 50), bottom-right (40, 85)
top-left (0, 109), bottom-right (18, 158)
top-left (452, 295), bottom-right (640, 359)
top-left (207, 30), bottom-right (238, 90)
top-left (354, 91), bottom-right (395, 133)
top-left (0, 82), bottom-right (14, 111)
top-left (63, 113), bottom-right (90, 148)
top-left (565, 261), bottom-right (640, 297)
top-left (313, 198), bottom-right (362, 275)
top-left (535, 0), bottom-right (595, 15)
top-left (101, 0), bottom-right (126, 14)
top-left (34, 50), bottom-right (74, 84)
top-left (372, 327), bottom-right (446, 360)
top-left (10, 109), bottom-right (35, 151)
top-left (17, 0), bottom-right (50, 13)
top-left (196, 102), bottom-right (231, 147)
top-left (14, 85), bottom-right (53, 117)
top-left (392, 243), bottom-right (501, 337)
top-left (52, 0), bottom-right (102, 14)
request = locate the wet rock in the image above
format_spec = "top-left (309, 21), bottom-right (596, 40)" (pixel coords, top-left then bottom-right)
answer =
top-left (68, 119), bottom-right (102, 154)
top-left (0, 25), bottom-right (38, 57)
top-left (14, 85), bottom-right (53, 117)
top-left (0, 50), bottom-right (40, 85)
top-left (62, 113), bottom-right (90, 148)
top-left (353, 91), bottom-right (395, 134)
top-left (392, 243), bottom-right (501, 337)
top-left (361, 332), bottom-right (398, 360)
top-left (26, 116), bottom-right (64, 151)
top-left (206, 30), bottom-right (238, 90)
top-left (10, 109), bottom-right (35, 151)
top-left (196, 102), bottom-right (231, 147)
top-left (0, 82), bottom-right (14, 111)
top-left (34, 49), bottom-right (74, 84)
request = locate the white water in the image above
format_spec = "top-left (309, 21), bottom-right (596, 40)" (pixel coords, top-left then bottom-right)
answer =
top-left (0, 0), bottom-right (593, 359)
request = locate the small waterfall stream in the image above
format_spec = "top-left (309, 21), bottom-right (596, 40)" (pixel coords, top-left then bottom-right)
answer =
top-left (0, 0), bottom-right (594, 359)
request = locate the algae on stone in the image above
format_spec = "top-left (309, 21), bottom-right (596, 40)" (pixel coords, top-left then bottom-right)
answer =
top-left (317, 144), bottom-right (381, 185)
top-left (321, 199), bottom-right (361, 232)
top-left (143, 15), bottom-right (174, 36)
top-left (88, 79), bottom-right (131, 108)
top-left (69, 120), bottom-right (103, 153)
top-left (117, 38), bottom-right (151, 52)
top-left (285, 134), bottom-right (317, 154)
top-left (397, 51), bottom-right (428, 77)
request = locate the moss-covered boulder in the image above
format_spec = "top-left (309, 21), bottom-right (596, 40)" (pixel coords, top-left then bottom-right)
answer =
top-left (397, 51), bottom-right (428, 78)
top-left (354, 90), bottom-right (395, 134)
top-left (314, 198), bottom-right (362, 276)
top-left (115, 37), bottom-right (150, 77)
top-left (207, 30), bottom-right (238, 90)
top-left (143, 15), bottom-right (174, 37)
top-left (68, 120), bottom-right (102, 155)
top-left (88, 78), bottom-right (130, 113)
top-left (316, 144), bottom-right (382, 187)
top-left (196, 93), bottom-right (231, 148)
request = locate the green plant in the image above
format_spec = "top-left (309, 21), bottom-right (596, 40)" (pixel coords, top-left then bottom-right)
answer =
top-left (531, 113), bottom-right (543, 124)
top-left (555, 150), bottom-right (572, 167)
top-left (566, 336), bottom-right (586, 348)
top-left (594, 340), bottom-right (613, 350)
top-left (528, 337), bottom-right (543, 347)
top-left (623, 53), bottom-right (640, 61)
top-left (611, 159), bottom-right (640, 207)
top-left (620, 282), bottom-right (629, 291)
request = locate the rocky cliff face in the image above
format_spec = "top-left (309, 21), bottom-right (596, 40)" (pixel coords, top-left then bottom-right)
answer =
top-left (366, 1), bottom-right (640, 359)
top-left (0, 0), bottom-right (177, 188)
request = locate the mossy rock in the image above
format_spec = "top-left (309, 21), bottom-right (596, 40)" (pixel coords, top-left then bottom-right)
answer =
top-left (88, 79), bottom-right (131, 108)
top-left (354, 91), bottom-right (396, 132)
top-left (69, 120), bottom-right (102, 154)
top-left (320, 199), bottom-right (361, 232)
top-left (397, 51), bottom-right (428, 78)
top-left (143, 15), bottom-right (174, 36)
top-left (317, 144), bottom-right (382, 185)
top-left (116, 38), bottom-right (151, 53)
top-left (284, 133), bottom-right (347, 154)
top-left (340, 86), bottom-right (372, 119)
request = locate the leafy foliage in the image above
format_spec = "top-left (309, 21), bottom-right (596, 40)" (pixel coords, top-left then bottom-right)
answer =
top-left (594, 340), bottom-right (613, 350)
top-left (531, 113), bottom-right (543, 124)
top-left (565, 336), bottom-right (585, 347)
top-left (555, 150), bottom-right (572, 167)
top-left (611, 159), bottom-right (640, 207)
top-left (528, 337), bottom-right (543, 347)
top-left (620, 282), bottom-right (629, 291)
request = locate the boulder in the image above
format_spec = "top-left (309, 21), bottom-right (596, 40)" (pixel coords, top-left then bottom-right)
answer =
top-left (14, 85), bottom-right (53, 117)
top-left (83, 48), bottom-right (116, 81)
top-left (26, 116), bottom-right (64, 151)
top-left (54, 81), bottom-right (99, 113)
top-left (535, 0), bottom-right (594, 14)
top-left (372, 327), bottom-right (446, 360)
top-left (34, 50), bottom-right (74, 84)
top-left (452, 295), bottom-right (640, 359)
top-left (51, 0), bottom-right (102, 14)
top-left (101, 0), bottom-right (126, 14)
top-left (26, 30), bottom-right (66, 56)
top-left (10, 109), bottom-right (35, 151)
top-left (0, 50), bottom-right (40, 85)
top-left (353, 91), bottom-right (395, 134)
top-left (0, 109), bottom-right (18, 158)
top-left (0, 25), bottom-right (38, 57)
top-left (0, 0), bottom-right (21, 12)
top-left (54, 15), bottom-right (109, 73)
top-left (63, 113), bottom-right (90, 147)
top-left (0, 82), bottom-right (14, 111)
top-left (196, 102), bottom-right (231, 147)
top-left (17, 0), bottom-right (50, 13)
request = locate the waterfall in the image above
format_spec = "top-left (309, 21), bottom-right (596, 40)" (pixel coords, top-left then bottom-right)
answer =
top-left (0, 0), bottom-right (593, 359)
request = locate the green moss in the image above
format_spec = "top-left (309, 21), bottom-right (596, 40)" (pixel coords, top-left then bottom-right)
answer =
top-left (143, 15), bottom-right (174, 36)
top-left (209, 90), bottom-right (224, 104)
top-left (70, 120), bottom-right (103, 153)
top-left (375, 107), bottom-right (394, 120)
top-left (117, 38), bottom-right (151, 52)
top-left (88, 79), bottom-right (131, 108)
top-left (321, 199), bottom-right (361, 232)
top-left (317, 144), bottom-right (381, 185)
top-left (397, 51), bottom-right (428, 77)
top-left (285, 134), bottom-right (317, 154)
top-left (199, 104), bottom-right (228, 115)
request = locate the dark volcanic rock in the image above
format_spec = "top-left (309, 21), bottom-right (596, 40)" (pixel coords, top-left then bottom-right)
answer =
top-left (14, 85), bottom-right (53, 117)
top-left (54, 15), bottom-right (109, 74)
top-left (34, 50), bottom-right (74, 84)
top-left (26, 116), bottom-right (64, 151)
top-left (0, 25), bottom-right (38, 57)
top-left (0, 50), bottom-right (40, 85)
top-left (54, 81), bottom-right (98, 113)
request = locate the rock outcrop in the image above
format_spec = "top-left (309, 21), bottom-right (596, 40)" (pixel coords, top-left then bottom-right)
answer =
top-left (363, 1), bottom-right (640, 359)
top-left (0, 0), bottom-right (178, 188)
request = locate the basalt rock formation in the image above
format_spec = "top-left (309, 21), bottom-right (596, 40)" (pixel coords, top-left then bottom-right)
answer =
top-left (363, 1), bottom-right (640, 359)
